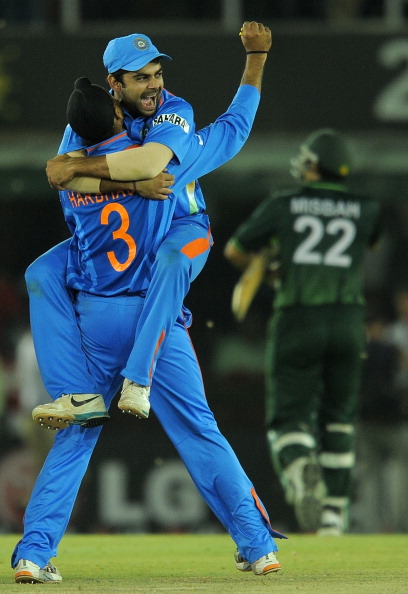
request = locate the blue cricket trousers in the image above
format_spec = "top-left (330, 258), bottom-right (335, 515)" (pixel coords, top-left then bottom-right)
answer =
top-left (12, 292), bottom-right (282, 568)
top-left (25, 214), bottom-right (213, 395)
top-left (122, 214), bottom-right (214, 385)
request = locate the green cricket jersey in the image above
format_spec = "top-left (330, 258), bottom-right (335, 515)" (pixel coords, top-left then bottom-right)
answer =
top-left (232, 181), bottom-right (382, 309)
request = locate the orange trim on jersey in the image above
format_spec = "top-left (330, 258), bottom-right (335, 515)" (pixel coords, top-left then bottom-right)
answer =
top-left (251, 486), bottom-right (288, 539)
top-left (180, 227), bottom-right (213, 259)
top-left (124, 144), bottom-right (141, 150)
top-left (251, 487), bottom-right (271, 525)
top-left (87, 132), bottom-right (128, 154)
top-left (87, 132), bottom-right (141, 155)
top-left (159, 89), bottom-right (175, 106)
top-left (149, 328), bottom-right (166, 381)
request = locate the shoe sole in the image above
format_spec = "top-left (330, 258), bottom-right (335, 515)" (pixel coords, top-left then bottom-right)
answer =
top-left (235, 563), bottom-right (251, 572)
top-left (294, 463), bottom-right (323, 532)
top-left (80, 415), bottom-right (110, 428)
top-left (118, 407), bottom-right (149, 419)
top-left (295, 494), bottom-right (322, 532)
top-left (118, 400), bottom-right (149, 419)
top-left (234, 549), bottom-right (251, 572)
top-left (262, 565), bottom-right (282, 574)
top-left (33, 411), bottom-right (74, 430)
top-left (33, 412), bottom-right (110, 431)
top-left (15, 573), bottom-right (61, 584)
top-left (235, 558), bottom-right (251, 571)
top-left (253, 564), bottom-right (282, 575)
top-left (236, 561), bottom-right (281, 574)
top-left (15, 572), bottom-right (43, 584)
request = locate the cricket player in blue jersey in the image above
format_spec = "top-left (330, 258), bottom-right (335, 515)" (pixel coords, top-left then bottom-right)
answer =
top-left (12, 24), bottom-right (288, 584)
top-left (30, 22), bottom-right (270, 426)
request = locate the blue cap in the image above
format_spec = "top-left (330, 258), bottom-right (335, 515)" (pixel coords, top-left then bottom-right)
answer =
top-left (103, 33), bottom-right (172, 73)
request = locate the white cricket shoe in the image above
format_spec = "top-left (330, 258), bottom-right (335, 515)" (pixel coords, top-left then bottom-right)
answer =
top-left (234, 549), bottom-right (251, 571)
top-left (32, 393), bottom-right (110, 430)
top-left (251, 552), bottom-right (282, 575)
top-left (14, 559), bottom-right (62, 583)
top-left (234, 548), bottom-right (281, 575)
top-left (118, 379), bottom-right (150, 418)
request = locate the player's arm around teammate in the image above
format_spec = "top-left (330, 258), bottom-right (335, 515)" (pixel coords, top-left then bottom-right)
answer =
top-left (46, 21), bottom-right (271, 190)
top-left (12, 25), bottom-right (289, 585)
top-left (30, 22), bottom-right (272, 425)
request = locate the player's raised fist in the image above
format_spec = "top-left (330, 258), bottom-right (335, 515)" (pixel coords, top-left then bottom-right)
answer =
top-left (239, 21), bottom-right (272, 53)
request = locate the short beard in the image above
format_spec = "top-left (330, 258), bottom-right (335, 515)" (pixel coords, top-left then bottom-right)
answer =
top-left (122, 100), bottom-right (159, 119)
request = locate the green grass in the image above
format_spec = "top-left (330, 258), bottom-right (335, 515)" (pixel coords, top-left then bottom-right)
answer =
top-left (1, 533), bottom-right (407, 593)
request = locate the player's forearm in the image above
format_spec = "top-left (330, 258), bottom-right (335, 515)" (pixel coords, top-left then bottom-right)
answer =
top-left (65, 174), bottom-right (173, 200)
top-left (240, 53), bottom-right (268, 92)
top-left (60, 155), bottom-right (110, 182)
top-left (238, 21), bottom-right (271, 91)
top-left (65, 177), bottom-right (101, 193)
top-left (224, 240), bottom-right (252, 270)
top-left (100, 179), bottom-right (135, 193)
top-left (61, 143), bottom-right (173, 182)
top-left (65, 177), bottom-right (135, 194)
top-left (106, 142), bottom-right (173, 181)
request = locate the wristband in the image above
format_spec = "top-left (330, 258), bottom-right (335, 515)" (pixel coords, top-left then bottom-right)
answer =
top-left (246, 51), bottom-right (269, 54)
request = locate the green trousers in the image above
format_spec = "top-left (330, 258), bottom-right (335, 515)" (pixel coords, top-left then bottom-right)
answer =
top-left (266, 304), bottom-right (366, 503)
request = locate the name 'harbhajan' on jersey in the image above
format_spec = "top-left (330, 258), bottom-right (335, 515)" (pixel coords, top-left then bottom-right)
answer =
top-left (291, 197), bottom-right (361, 219)
top-left (67, 190), bottom-right (132, 208)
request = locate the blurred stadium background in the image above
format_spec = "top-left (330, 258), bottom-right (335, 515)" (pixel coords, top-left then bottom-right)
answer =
top-left (1, 0), bottom-right (408, 536)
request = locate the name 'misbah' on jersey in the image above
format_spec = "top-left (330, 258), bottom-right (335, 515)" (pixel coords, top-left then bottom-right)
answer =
top-left (291, 197), bottom-right (361, 219)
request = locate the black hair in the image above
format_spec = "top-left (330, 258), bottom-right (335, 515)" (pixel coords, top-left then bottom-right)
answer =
top-left (109, 58), bottom-right (162, 86)
top-left (66, 77), bottom-right (115, 144)
top-left (109, 69), bottom-right (127, 84)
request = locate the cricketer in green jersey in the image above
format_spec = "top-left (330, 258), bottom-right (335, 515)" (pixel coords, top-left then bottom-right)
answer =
top-left (224, 129), bottom-right (383, 534)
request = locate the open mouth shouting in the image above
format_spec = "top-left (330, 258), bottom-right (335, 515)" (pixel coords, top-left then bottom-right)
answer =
top-left (140, 91), bottom-right (160, 114)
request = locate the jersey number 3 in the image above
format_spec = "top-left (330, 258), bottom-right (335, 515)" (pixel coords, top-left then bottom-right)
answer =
top-left (293, 215), bottom-right (356, 268)
top-left (100, 203), bottom-right (137, 272)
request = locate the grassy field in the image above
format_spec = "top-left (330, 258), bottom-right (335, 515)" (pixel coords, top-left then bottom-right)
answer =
top-left (0, 533), bottom-right (407, 593)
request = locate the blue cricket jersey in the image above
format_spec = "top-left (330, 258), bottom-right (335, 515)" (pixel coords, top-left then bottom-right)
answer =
top-left (58, 85), bottom-right (260, 295)
top-left (59, 85), bottom-right (260, 218)
top-left (60, 133), bottom-right (175, 296)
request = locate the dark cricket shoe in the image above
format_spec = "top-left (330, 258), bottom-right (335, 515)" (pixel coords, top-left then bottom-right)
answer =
top-left (14, 559), bottom-right (62, 583)
top-left (32, 393), bottom-right (110, 430)
top-left (285, 457), bottom-right (325, 533)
